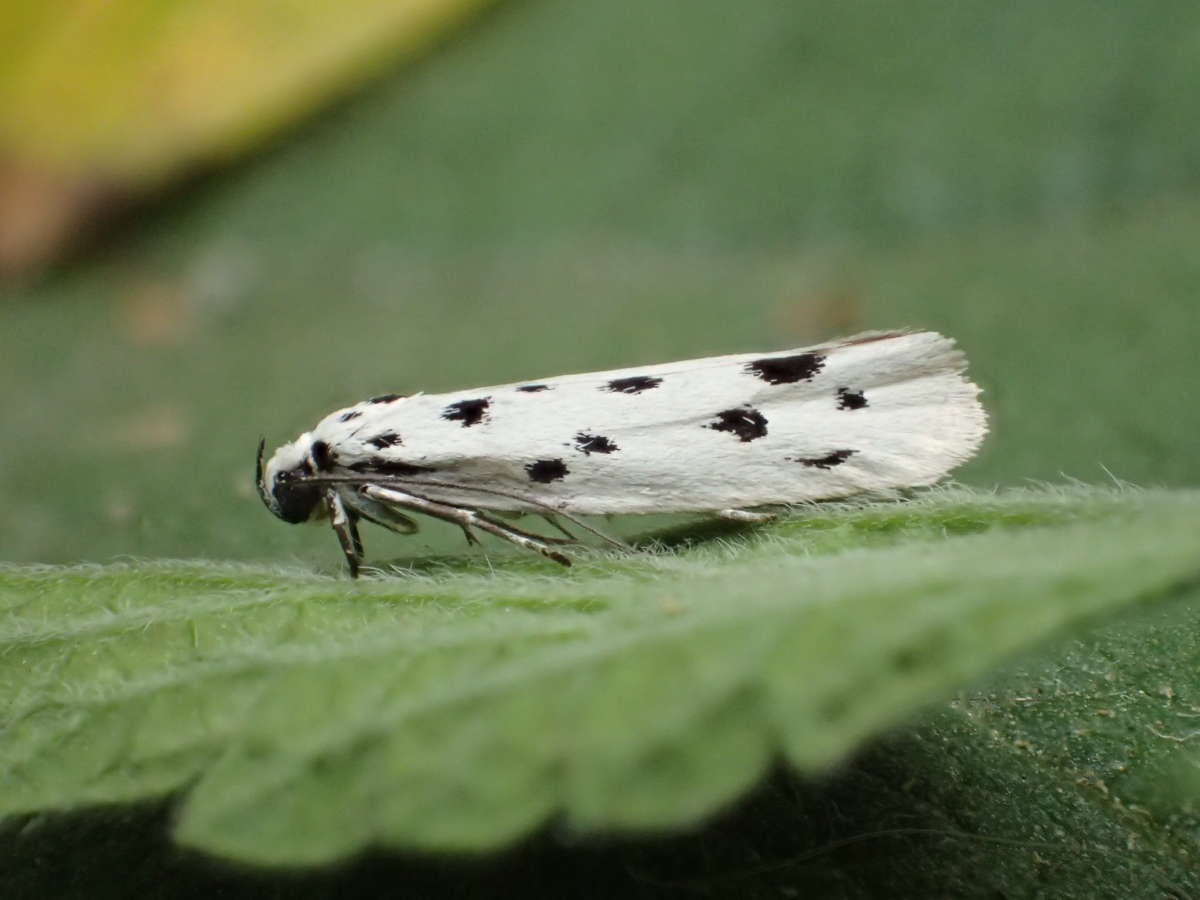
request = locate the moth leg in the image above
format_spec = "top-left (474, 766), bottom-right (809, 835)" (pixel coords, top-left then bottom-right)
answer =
top-left (348, 486), bottom-right (479, 546)
top-left (326, 490), bottom-right (362, 578)
top-left (718, 508), bottom-right (777, 524)
top-left (348, 511), bottom-right (364, 559)
top-left (472, 510), bottom-right (575, 545)
top-left (360, 485), bottom-right (571, 567)
top-left (394, 480), bottom-right (629, 550)
top-left (343, 494), bottom-right (420, 535)
top-left (540, 514), bottom-right (579, 542)
top-left (454, 507), bottom-right (571, 543)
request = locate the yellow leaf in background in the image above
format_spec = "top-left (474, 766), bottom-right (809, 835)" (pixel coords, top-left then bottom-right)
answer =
top-left (0, 0), bottom-right (497, 276)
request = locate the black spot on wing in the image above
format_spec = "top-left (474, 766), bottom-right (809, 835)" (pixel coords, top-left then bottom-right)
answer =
top-left (573, 432), bottom-right (619, 454)
top-left (837, 387), bottom-right (868, 410)
top-left (516, 384), bottom-right (551, 393)
top-left (348, 458), bottom-right (435, 477)
top-left (338, 410), bottom-right (363, 422)
top-left (792, 449), bottom-right (857, 469)
top-left (369, 393), bottom-right (404, 404)
top-left (442, 397), bottom-right (492, 427)
top-left (525, 458), bottom-right (569, 483)
top-left (310, 440), bottom-right (336, 472)
top-left (745, 353), bottom-right (826, 385)
top-left (367, 431), bottom-right (402, 449)
top-left (706, 406), bottom-right (768, 442)
top-left (603, 375), bottom-right (663, 394)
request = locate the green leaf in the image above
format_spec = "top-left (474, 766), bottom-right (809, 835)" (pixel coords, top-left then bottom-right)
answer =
top-left (2, 488), bottom-right (1196, 867)
top-left (3, 1), bottom-right (1199, 566)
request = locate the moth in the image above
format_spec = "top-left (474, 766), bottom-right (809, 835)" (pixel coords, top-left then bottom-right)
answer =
top-left (257, 330), bottom-right (986, 575)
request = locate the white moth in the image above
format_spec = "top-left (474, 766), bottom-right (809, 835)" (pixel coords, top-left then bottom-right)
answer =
top-left (257, 330), bottom-right (986, 575)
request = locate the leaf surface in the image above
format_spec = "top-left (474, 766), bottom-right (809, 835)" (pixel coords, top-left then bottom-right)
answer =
top-left (2, 489), bottom-right (1196, 866)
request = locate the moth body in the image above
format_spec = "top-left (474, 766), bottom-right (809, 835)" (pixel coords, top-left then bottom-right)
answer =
top-left (258, 330), bottom-right (987, 575)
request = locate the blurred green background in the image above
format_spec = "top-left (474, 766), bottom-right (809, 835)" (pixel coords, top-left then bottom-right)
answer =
top-left (1, 0), bottom-right (1197, 570)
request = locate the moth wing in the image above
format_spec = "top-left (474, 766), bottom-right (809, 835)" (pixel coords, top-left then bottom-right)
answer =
top-left (310, 331), bottom-right (985, 514)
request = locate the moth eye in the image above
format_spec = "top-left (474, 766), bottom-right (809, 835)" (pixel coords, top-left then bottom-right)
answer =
top-left (270, 463), bottom-right (321, 523)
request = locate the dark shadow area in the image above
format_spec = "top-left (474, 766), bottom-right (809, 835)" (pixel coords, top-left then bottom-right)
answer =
top-left (629, 516), bottom-right (767, 553)
top-left (9, 727), bottom-right (1184, 900)
top-left (0, 762), bottom-right (905, 900)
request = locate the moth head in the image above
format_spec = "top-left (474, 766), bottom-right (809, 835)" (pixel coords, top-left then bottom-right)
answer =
top-left (257, 436), bottom-right (325, 524)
